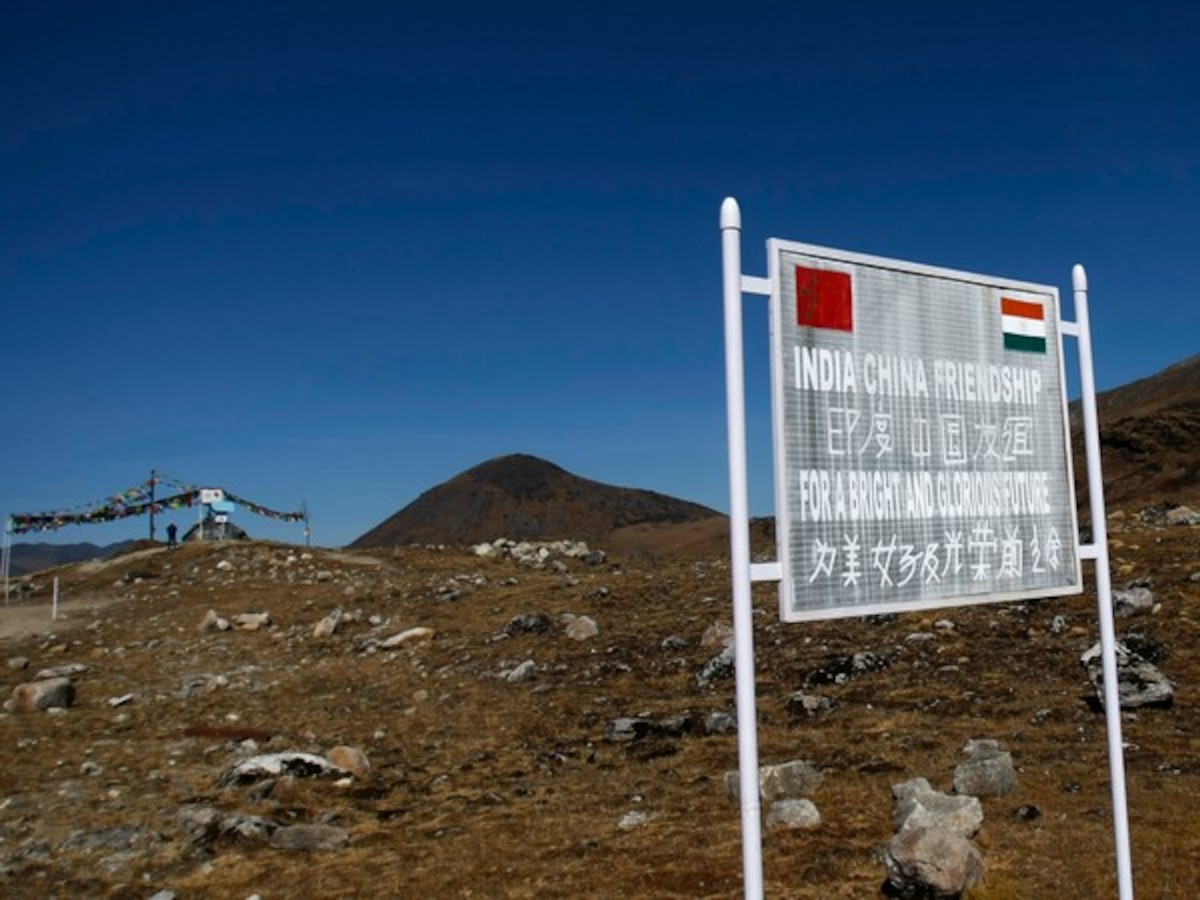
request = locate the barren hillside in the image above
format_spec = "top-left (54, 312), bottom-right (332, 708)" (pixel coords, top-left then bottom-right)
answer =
top-left (1072, 353), bottom-right (1200, 514)
top-left (2, 522), bottom-right (1198, 897)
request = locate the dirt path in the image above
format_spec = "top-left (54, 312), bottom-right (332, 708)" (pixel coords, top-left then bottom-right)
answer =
top-left (0, 593), bottom-right (128, 643)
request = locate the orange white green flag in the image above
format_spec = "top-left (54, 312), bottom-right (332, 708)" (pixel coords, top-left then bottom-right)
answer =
top-left (1001, 297), bottom-right (1047, 353)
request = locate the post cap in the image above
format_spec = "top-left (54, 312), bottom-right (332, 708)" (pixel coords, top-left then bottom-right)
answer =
top-left (1072, 263), bottom-right (1088, 292)
top-left (720, 197), bottom-right (741, 230)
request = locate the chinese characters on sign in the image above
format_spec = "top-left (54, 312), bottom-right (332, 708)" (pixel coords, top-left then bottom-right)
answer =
top-left (770, 245), bottom-right (1081, 621)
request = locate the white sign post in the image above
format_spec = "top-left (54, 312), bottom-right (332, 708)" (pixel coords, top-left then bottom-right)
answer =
top-left (720, 198), bottom-right (1132, 899)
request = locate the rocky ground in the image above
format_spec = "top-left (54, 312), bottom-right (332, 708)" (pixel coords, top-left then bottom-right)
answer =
top-left (2, 513), bottom-right (1199, 898)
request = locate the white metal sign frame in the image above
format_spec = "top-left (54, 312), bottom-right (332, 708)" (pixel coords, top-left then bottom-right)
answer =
top-left (767, 239), bottom-right (1082, 621)
top-left (720, 197), bottom-right (1132, 899)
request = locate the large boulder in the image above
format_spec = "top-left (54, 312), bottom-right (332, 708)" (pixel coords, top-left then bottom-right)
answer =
top-left (885, 825), bottom-right (984, 899)
top-left (892, 778), bottom-right (983, 838)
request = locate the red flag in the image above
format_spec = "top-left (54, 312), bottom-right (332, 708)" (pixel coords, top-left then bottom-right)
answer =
top-left (795, 265), bottom-right (853, 332)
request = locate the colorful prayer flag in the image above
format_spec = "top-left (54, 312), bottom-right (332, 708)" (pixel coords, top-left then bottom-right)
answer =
top-left (1001, 297), bottom-right (1047, 353)
top-left (795, 266), bottom-right (853, 332)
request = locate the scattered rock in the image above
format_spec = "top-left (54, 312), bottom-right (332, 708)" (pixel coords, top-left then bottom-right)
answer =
top-left (234, 611), bottom-right (272, 631)
top-left (473, 538), bottom-right (601, 569)
top-left (177, 805), bottom-right (222, 845)
top-left (766, 798), bottom-right (821, 829)
top-left (564, 615), bottom-right (599, 641)
top-left (725, 759), bottom-right (823, 803)
top-left (617, 810), bottom-right (652, 831)
top-left (604, 713), bottom-right (695, 743)
top-left (885, 825), bottom-right (984, 899)
top-left (605, 717), bottom-right (652, 743)
top-left (1165, 505), bottom-right (1200, 526)
top-left (504, 660), bottom-right (537, 683)
top-left (804, 650), bottom-right (889, 686)
top-left (1081, 641), bottom-right (1174, 709)
top-left (504, 613), bottom-right (551, 637)
top-left (5, 677), bottom-right (76, 712)
top-left (953, 739), bottom-right (1016, 798)
top-left (220, 813), bottom-right (277, 843)
top-left (893, 777), bottom-right (984, 837)
top-left (6, 656), bottom-right (29, 670)
top-left (1113, 586), bottom-right (1155, 617)
top-left (313, 609), bottom-right (343, 639)
top-left (199, 609), bottom-right (232, 633)
top-left (786, 690), bottom-right (838, 719)
top-left (379, 626), bottom-right (435, 648)
top-left (178, 673), bottom-right (228, 698)
top-left (695, 645), bottom-right (735, 689)
top-left (219, 752), bottom-right (351, 788)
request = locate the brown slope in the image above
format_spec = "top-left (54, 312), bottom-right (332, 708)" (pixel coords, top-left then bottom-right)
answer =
top-left (349, 453), bottom-right (722, 548)
top-left (1094, 352), bottom-right (1200, 419)
top-left (3, 521), bottom-right (1199, 897)
top-left (1071, 352), bottom-right (1200, 512)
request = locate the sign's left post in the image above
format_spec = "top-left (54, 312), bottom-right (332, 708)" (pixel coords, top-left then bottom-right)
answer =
top-left (721, 197), bottom-right (765, 900)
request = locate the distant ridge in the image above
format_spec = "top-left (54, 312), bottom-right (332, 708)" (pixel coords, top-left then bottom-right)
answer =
top-left (349, 454), bottom-right (722, 549)
top-left (6, 541), bottom-right (137, 578)
top-left (1073, 352), bottom-right (1200, 510)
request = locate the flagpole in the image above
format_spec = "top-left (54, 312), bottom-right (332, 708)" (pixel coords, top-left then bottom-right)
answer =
top-left (2, 518), bottom-right (11, 605)
top-left (149, 469), bottom-right (157, 542)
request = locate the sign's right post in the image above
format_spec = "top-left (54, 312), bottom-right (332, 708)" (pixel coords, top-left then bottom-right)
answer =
top-left (1070, 263), bottom-right (1134, 899)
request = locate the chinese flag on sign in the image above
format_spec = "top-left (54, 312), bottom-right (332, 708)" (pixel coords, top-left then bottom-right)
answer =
top-left (795, 265), bottom-right (853, 331)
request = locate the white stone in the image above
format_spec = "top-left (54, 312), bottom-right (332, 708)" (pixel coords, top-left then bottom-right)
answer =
top-left (380, 627), bottom-right (435, 648)
top-left (505, 660), bottom-right (536, 683)
top-left (564, 615), bottom-right (599, 641)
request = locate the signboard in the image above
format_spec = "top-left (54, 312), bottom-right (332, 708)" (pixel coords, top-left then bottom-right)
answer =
top-left (769, 240), bottom-right (1082, 621)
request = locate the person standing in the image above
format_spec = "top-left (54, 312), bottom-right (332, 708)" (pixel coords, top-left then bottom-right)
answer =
top-left (166, 522), bottom-right (178, 549)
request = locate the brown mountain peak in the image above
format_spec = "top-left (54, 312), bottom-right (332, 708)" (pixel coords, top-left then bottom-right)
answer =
top-left (350, 454), bottom-right (720, 549)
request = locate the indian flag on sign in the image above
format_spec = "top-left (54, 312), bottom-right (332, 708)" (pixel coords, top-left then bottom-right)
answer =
top-left (1000, 297), bottom-right (1047, 353)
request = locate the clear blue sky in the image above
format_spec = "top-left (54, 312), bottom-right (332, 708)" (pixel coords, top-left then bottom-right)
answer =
top-left (4, 1), bottom-right (1198, 548)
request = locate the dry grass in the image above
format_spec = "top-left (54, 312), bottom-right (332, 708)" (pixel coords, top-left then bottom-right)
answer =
top-left (1, 519), bottom-right (1198, 898)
